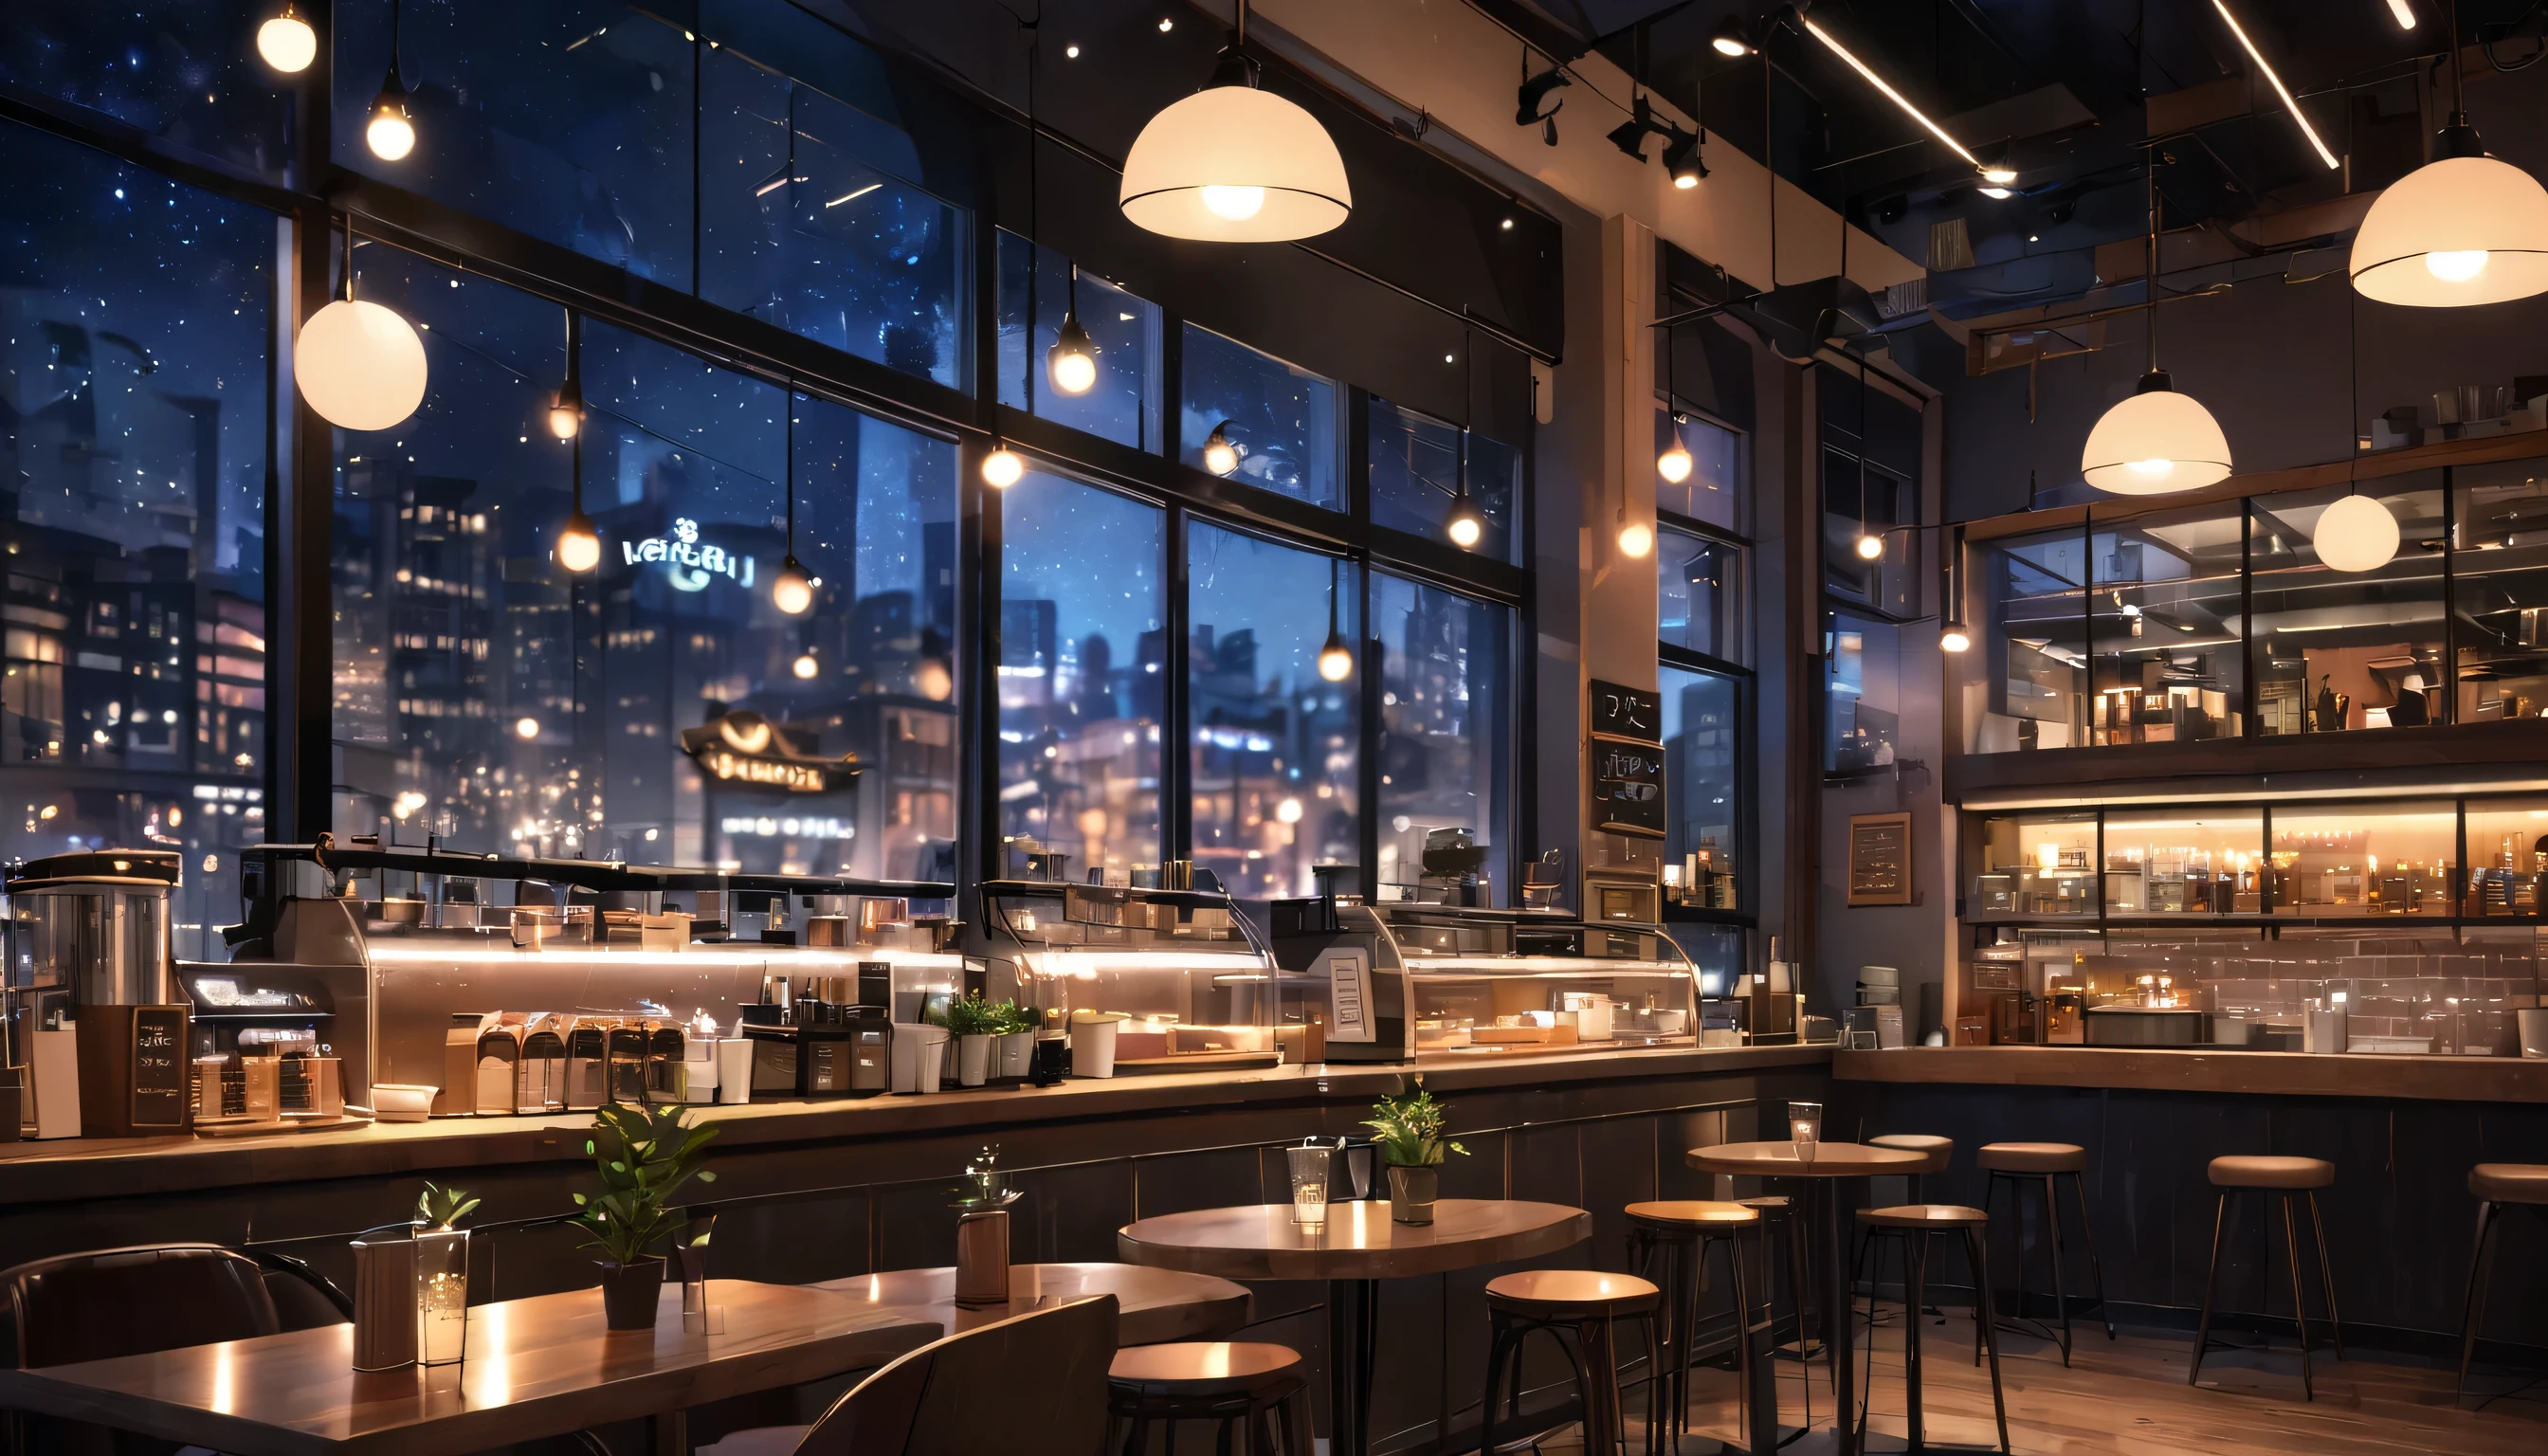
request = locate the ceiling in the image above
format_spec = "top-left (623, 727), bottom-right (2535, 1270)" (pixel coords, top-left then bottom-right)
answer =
top-left (1472, 2), bottom-right (2545, 318)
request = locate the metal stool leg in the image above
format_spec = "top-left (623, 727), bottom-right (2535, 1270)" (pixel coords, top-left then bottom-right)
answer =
top-left (1962, 1226), bottom-right (2011, 1455)
top-left (2455, 1200), bottom-right (2501, 1404)
top-left (1904, 1233), bottom-right (1930, 1455)
top-left (2306, 1191), bottom-right (2342, 1362)
top-left (2278, 1192), bottom-right (2316, 1401)
top-left (2189, 1192), bottom-right (2230, 1388)
top-left (1852, 1229), bottom-right (1884, 1444)
top-left (1479, 1314), bottom-right (1513, 1456)
top-left (2066, 1169), bottom-right (2117, 1341)
top-left (1709, 1228), bottom-right (1757, 1451)
top-left (2041, 1173), bottom-right (2073, 1366)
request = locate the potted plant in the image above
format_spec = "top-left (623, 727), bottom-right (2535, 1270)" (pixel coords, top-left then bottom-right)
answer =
top-left (946, 993), bottom-right (1002, 1087)
top-left (1363, 1080), bottom-right (1465, 1225)
top-left (413, 1182), bottom-right (479, 1365)
top-left (572, 1102), bottom-right (719, 1330)
top-left (994, 1000), bottom-right (1039, 1079)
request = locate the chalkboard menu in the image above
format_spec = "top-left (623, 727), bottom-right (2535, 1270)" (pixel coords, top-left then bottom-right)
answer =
top-left (1589, 679), bottom-right (1667, 840)
top-left (1847, 812), bottom-right (1915, 906)
top-left (130, 1006), bottom-right (190, 1129)
top-left (75, 1004), bottom-right (193, 1137)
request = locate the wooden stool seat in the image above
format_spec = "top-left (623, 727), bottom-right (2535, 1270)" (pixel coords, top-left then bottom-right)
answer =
top-left (1624, 1200), bottom-right (1761, 1232)
top-left (1107, 1341), bottom-right (1303, 1397)
top-left (1868, 1134), bottom-right (1954, 1176)
top-left (2468, 1163), bottom-right (2548, 1205)
top-left (1976, 1141), bottom-right (2085, 1174)
top-left (1858, 1203), bottom-right (1987, 1230)
top-left (1483, 1268), bottom-right (1658, 1317)
top-left (2209, 1155), bottom-right (2334, 1190)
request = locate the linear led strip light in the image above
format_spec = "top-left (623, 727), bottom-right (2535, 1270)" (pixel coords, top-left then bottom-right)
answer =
top-left (1799, 16), bottom-right (1988, 176)
top-left (2211, 0), bottom-right (2340, 171)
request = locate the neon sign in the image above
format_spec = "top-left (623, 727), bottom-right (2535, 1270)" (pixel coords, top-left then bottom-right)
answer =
top-left (680, 711), bottom-right (859, 795)
top-left (621, 517), bottom-right (756, 592)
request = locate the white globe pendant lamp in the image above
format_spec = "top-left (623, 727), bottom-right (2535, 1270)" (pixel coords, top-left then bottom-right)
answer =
top-left (2083, 153), bottom-right (2230, 495)
top-left (2352, 0), bottom-right (2548, 307)
top-left (1119, 0), bottom-right (1350, 243)
top-left (294, 220), bottom-right (428, 432)
top-left (2315, 492), bottom-right (2400, 573)
top-left (256, 4), bottom-right (317, 74)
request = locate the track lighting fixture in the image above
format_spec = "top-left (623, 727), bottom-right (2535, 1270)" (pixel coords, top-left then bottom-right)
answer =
top-left (257, 4), bottom-right (316, 73)
top-left (366, 2), bottom-right (416, 161)
top-left (1517, 64), bottom-right (1569, 149)
top-left (548, 311), bottom-right (584, 442)
top-left (1201, 421), bottom-right (1242, 477)
top-left (772, 391), bottom-right (814, 615)
top-left (1119, 0), bottom-right (1349, 241)
top-left (1607, 95), bottom-right (1666, 162)
top-left (1317, 561), bottom-right (1354, 682)
top-left (982, 442), bottom-right (1024, 489)
top-left (1662, 126), bottom-right (1706, 189)
top-left (294, 217), bottom-right (427, 431)
top-left (1709, 19), bottom-right (1755, 58)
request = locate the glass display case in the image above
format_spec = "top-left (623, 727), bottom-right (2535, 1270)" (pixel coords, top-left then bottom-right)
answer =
top-left (2463, 798), bottom-right (2548, 915)
top-left (2269, 801), bottom-right (2456, 916)
top-left (1968, 811), bottom-right (2099, 919)
top-left (1375, 903), bottom-right (1698, 1059)
top-left (2102, 810), bottom-right (2264, 916)
top-left (984, 881), bottom-right (1281, 1073)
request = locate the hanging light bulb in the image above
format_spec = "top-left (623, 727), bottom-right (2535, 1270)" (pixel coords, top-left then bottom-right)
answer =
top-left (1201, 421), bottom-right (1242, 477)
top-left (792, 651), bottom-right (820, 680)
top-left (915, 658), bottom-right (955, 701)
top-left (2315, 493), bottom-right (2401, 572)
top-left (1445, 487), bottom-right (1485, 549)
top-left (294, 221), bottom-right (428, 431)
top-left (982, 442), bottom-right (1024, 488)
top-left (1618, 519), bottom-right (1654, 558)
top-left (1855, 531), bottom-right (1885, 561)
top-left (367, 74), bottom-right (415, 161)
top-left (555, 508), bottom-right (601, 573)
top-left (1940, 623), bottom-right (1973, 653)
top-left (548, 310), bottom-right (583, 441)
top-left (2084, 151), bottom-right (2231, 493)
top-left (257, 4), bottom-right (317, 73)
top-left (1318, 560), bottom-right (1354, 682)
top-left (1119, 0), bottom-right (1350, 242)
top-left (1657, 436), bottom-right (1693, 482)
top-left (1047, 295), bottom-right (1098, 395)
top-left (773, 556), bottom-right (815, 615)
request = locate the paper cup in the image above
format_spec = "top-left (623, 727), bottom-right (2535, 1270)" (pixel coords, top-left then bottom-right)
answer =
top-left (1074, 1016), bottom-right (1122, 1079)
top-left (908, 1025), bottom-right (950, 1094)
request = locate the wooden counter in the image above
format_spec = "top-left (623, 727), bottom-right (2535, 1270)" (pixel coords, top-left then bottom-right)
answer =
top-left (1833, 1044), bottom-right (2548, 1103)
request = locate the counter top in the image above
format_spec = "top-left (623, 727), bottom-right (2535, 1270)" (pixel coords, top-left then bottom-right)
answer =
top-left (1833, 1045), bottom-right (2548, 1103)
top-left (0, 1043), bottom-right (1829, 1207)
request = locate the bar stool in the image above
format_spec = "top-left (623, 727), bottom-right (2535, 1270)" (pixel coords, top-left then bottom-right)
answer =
top-left (1975, 1141), bottom-right (2113, 1365)
top-left (2453, 1162), bottom-right (2548, 1403)
top-left (1480, 1269), bottom-right (1658, 1456)
top-left (1850, 1205), bottom-right (2011, 1456)
top-left (1625, 1201), bottom-right (1759, 1452)
top-left (1867, 1135), bottom-right (1954, 1203)
top-left (1107, 1341), bottom-right (1309, 1456)
top-left (2191, 1156), bottom-right (2341, 1400)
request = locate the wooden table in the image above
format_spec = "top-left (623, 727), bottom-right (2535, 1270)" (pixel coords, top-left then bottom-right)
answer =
top-left (0, 1280), bottom-right (936, 1456)
top-left (817, 1262), bottom-right (1251, 1346)
top-left (1688, 1141), bottom-right (1926, 1456)
top-left (1119, 1198), bottom-right (1590, 1456)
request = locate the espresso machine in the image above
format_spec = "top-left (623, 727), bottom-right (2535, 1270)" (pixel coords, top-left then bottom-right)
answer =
top-left (4, 849), bottom-right (186, 1138)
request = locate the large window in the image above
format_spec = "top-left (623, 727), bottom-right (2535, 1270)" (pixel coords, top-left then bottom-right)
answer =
top-left (1660, 525), bottom-right (1744, 665)
top-left (1656, 412), bottom-right (1745, 535)
top-left (997, 232), bottom-right (1161, 451)
top-left (1187, 525), bottom-right (1359, 899)
top-left (995, 472), bottom-right (1165, 881)
top-left (1375, 573), bottom-right (1508, 903)
top-left (2091, 502), bottom-right (2245, 744)
top-left (329, 245), bottom-right (959, 879)
top-left (2253, 479), bottom-right (2447, 735)
top-left (1368, 399), bottom-right (1520, 560)
top-left (1827, 611), bottom-right (1902, 773)
top-left (0, 118), bottom-right (272, 956)
top-left (1, 4), bottom-right (292, 182)
top-left (1181, 326), bottom-right (1344, 510)
top-left (1660, 664), bottom-right (1741, 909)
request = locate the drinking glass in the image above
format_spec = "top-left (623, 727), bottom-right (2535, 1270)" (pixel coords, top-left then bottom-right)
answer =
top-left (1286, 1144), bottom-right (1333, 1227)
top-left (1789, 1101), bottom-right (1824, 1167)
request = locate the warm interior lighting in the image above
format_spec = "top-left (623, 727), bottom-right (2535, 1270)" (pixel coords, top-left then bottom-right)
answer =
top-left (1047, 310), bottom-right (1098, 394)
top-left (1978, 187), bottom-right (2013, 200)
top-left (367, 76), bottom-right (416, 161)
top-left (2426, 248), bottom-right (2490, 282)
top-left (1201, 421), bottom-right (1241, 477)
top-left (514, 717), bottom-right (541, 740)
top-left (257, 5), bottom-right (317, 73)
top-left (547, 390), bottom-right (582, 441)
top-left (916, 658), bottom-right (955, 701)
top-left (294, 224), bottom-right (427, 432)
top-left (555, 509), bottom-right (600, 573)
top-left (772, 556), bottom-right (815, 615)
top-left (1981, 165), bottom-right (2018, 185)
top-left (1708, 19), bottom-right (1754, 57)
top-left (1657, 436), bottom-right (1693, 484)
top-left (1854, 532), bottom-right (1885, 561)
top-left (1663, 128), bottom-right (1704, 189)
top-left (1940, 623), bottom-right (1972, 653)
top-left (1119, 2), bottom-right (1349, 242)
top-left (1318, 632), bottom-right (1354, 682)
top-left (2083, 372), bottom-right (2234, 494)
top-left (2315, 494), bottom-right (2401, 573)
top-left (1445, 488), bottom-right (1485, 549)
top-left (2209, 1), bottom-right (2339, 172)
top-left (1801, 17), bottom-right (1983, 170)
top-left (792, 652), bottom-right (820, 680)
top-left (2387, 0), bottom-right (2417, 27)
top-left (982, 444), bottom-right (1024, 488)
top-left (1618, 519), bottom-right (1654, 558)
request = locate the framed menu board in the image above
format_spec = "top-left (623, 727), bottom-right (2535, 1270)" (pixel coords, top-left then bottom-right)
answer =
top-left (1847, 812), bottom-right (1915, 906)
top-left (1588, 678), bottom-right (1666, 840)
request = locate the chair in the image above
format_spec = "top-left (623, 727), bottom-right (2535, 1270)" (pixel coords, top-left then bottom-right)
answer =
top-left (2453, 1162), bottom-right (2548, 1403)
top-left (701, 1294), bottom-right (1119, 1456)
top-left (1851, 1206), bottom-right (2010, 1456)
top-left (1624, 1201), bottom-right (1758, 1453)
top-left (1866, 1135), bottom-right (1953, 1205)
top-left (1478, 1270), bottom-right (1658, 1456)
top-left (2, 1244), bottom-right (283, 1456)
top-left (1106, 1341), bottom-right (1308, 1456)
top-left (1975, 1141), bottom-right (2112, 1365)
top-left (2190, 1156), bottom-right (2340, 1400)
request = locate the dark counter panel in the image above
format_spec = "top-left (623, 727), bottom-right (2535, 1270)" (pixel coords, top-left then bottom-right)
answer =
top-left (1836, 1046), bottom-right (2548, 1102)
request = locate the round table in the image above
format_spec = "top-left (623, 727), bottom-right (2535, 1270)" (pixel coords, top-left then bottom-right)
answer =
top-left (816, 1262), bottom-right (1250, 1347)
top-left (1119, 1199), bottom-right (1590, 1456)
top-left (1687, 1142), bottom-right (1925, 1456)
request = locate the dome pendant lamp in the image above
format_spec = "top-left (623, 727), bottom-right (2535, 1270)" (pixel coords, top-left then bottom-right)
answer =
top-left (2082, 152), bottom-right (2231, 494)
top-left (366, 0), bottom-right (416, 161)
top-left (2315, 287), bottom-right (2400, 573)
top-left (257, 3), bottom-right (317, 74)
top-left (1317, 560), bottom-right (1355, 682)
top-left (1119, 0), bottom-right (1351, 242)
top-left (773, 390), bottom-right (815, 616)
top-left (294, 216), bottom-right (428, 432)
top-left (2352, 0), bottom-right (2548, 307)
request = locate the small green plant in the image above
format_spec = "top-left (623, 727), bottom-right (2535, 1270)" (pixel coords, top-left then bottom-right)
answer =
top-left (415, 1182), bottom-right (480, 1230)
top-left (571, 1102), bottom-right (719, 1267)
top-left (992, 999), bottom-right (1041, 1034)
top-left (944, 992), bottom-right (1004, 1037)
top-left (1364, 1080), bottom-right (1467, 1168)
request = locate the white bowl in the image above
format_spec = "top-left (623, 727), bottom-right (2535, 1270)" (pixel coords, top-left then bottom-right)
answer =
top-left (371, 1084), bottom-right (438, 1122)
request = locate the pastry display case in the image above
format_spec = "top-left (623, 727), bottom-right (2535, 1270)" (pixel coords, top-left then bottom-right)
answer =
top-left (983, 881), bottom-right (1281, 1073)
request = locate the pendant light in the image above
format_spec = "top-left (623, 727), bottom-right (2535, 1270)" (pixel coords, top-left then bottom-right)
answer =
top-left (1849, 351), bottom-right (1884, 560)
top-left (554, 338), bottom-right (599, 574)
top-left (548, 310), bottom-right (583, 441)
top-left (256, 3), bottom-right (316, 73)
top-left (1444, 330), bottom-right (1485, 550)
top-left (1047, 265), bottom-right (1098, 395)
top-left (1201, 420), bottom-right (1242, 477)
top-left (366, 1), bottom-right (416, 162)
top-left (981, 442), bottom-right (1024, 488)
top-left (1655, 317), bottom-right (1694, 483)
top-left (2081, 151), bottom-right (2231, 494)
top-left (294, 217), bottom-right (428, 432)
top-left (2352, 0), bottom-right (2548, 306)
top-left (1939, 524), bottom-right (1972, 652)
top-left (1119, 0), bottom-right (1351, 242)
top-left (1317, 560), bottom-right (1355, 682)
top-left (2315, 288), bottom-right (2400, 572)
top-left (773, 390), bottom-right (814, 615)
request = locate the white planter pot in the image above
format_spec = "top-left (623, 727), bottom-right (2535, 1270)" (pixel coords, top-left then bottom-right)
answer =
top-left (907, 1025), bottom-right (950, 1094)
top-left (956, 1034), bottom-right (992, 1087)
top-left (998, 1030), bottom-right (1035, 1079)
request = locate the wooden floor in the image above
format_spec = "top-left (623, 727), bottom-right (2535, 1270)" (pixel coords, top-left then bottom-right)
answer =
top-left (1539, 1307), bottom-right (2548, 1456)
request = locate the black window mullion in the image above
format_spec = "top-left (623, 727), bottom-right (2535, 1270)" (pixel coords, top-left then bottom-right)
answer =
top-left (1160, 313), bottom-right (1185, 463)
top-left (1358, 561), bottom-right (1383, 903)
top-left (967, 443), bottom-right (1003, 887)
top-left (2443, 464), bottom-right (2459, 723)
top-left (1163, 503), bottom-right (1192, 865)
top-left (2241, 497), bottom-right (2257, 740)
